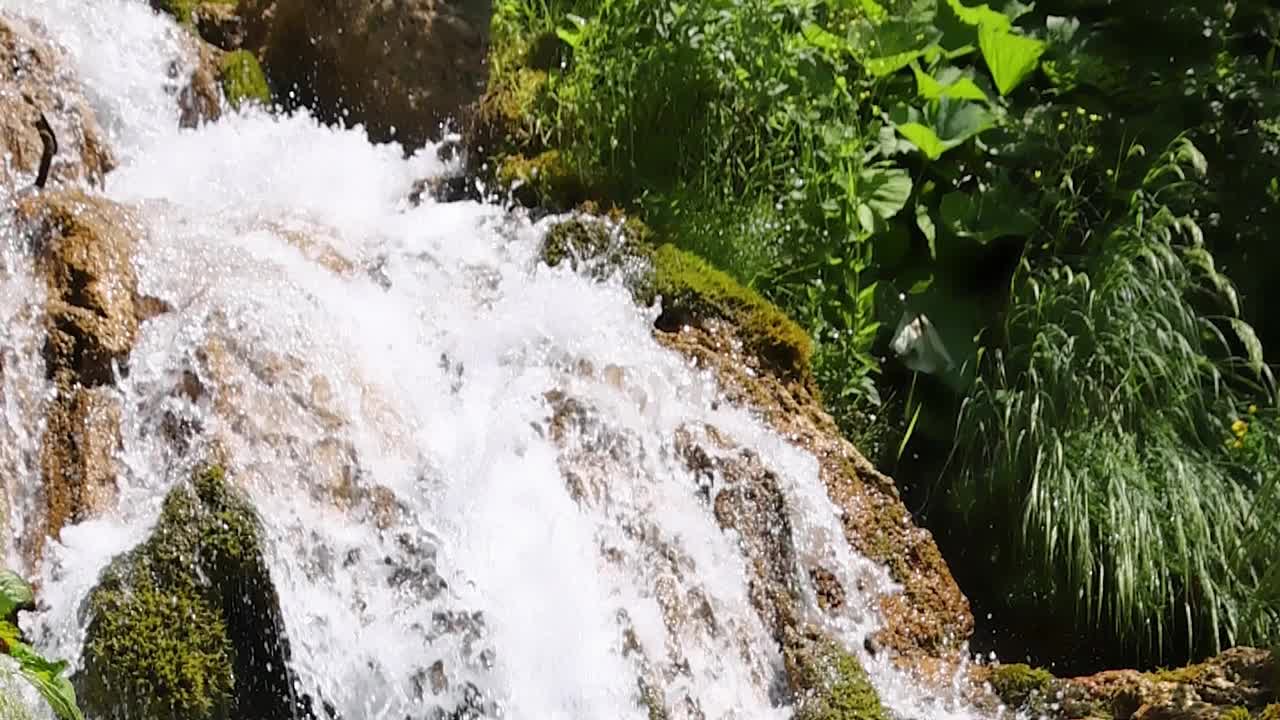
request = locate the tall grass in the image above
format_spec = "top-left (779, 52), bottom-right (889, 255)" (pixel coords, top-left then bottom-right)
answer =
top-left (953, 138), bottom-right (1280, 658)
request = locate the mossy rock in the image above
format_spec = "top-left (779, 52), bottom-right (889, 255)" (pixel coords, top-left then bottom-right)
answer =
top-left (1261, 703), bottom-right (1280, 720)
top-left (218, 50), bottom-right (270, 109)
top-left (151, 0), bottom-right (237, 25)
top-left (79, 466), bottom-right (310, 720)
top-left (541, 213), bottom-right (654, 292)
top-left (496, 150), bottom-right (595, 211)
top-left (650, 244), bottom-right (812, 380)
top-left (988, 663), bottom-right (1056, 713)
top-left (783, 634), bottom-right (886, 720)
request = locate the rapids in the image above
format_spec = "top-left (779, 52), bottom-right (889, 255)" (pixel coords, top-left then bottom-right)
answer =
top-left (0, 2), bottom-right (1004, 718)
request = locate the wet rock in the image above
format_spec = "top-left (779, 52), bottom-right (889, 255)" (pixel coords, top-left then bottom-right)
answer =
top-left (177, 38), bottom-right (224, 129)
top-left (238, 0), bottom-right (492, 148)
top-left (192, 2), bottom-right (245, 50)
top-left (79, 465), bottom-right (314, 720)
top-left (783, 628), bottom-right (887, 720)
top-left (977, 647), bottom-right (1279, 720)
top-left (18, 190), bottom-right (141, 564)
top-left (0, 14), bottom-right (115, 191)
top-left (656, 319), bottom-right (973, 684)
top-left (21, 190), bottom-right (140, 387)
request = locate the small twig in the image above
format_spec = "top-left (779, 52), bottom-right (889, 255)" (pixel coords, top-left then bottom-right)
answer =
top-left (34, 111), bottom-right (56, 190)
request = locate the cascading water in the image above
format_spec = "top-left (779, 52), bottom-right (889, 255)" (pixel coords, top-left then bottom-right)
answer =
top-left (0, 2), bottom-right (1005, 719)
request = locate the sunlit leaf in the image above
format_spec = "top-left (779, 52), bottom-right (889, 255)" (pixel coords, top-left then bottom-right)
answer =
top-left (911, 63), bottom-right (989, 101)
top-left (0, 621), bottom-right (84, 720)
top-left (943, 0), bottom-right (1010, 31)
top-left (916, 202), bottom-right (938, 257)
top-left (801, 22), bottom-right (846, 54)
top-left (979, 23), bottom-right (1045, 95)
top-left (0, 571), bottom-right (34, 621)
top-left (859, 164), bottom-right (913, 224)
top-left (1229, 318), bottom-right (1265, 377)
top-left (892, 99), bottom-right (995, 159)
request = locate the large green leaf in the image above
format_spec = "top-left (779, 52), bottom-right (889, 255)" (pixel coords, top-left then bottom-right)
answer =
top-left (851, 18), bottom-right (941, 77)
top-left (938, 183), bottom-right (1037, 246)
top-left (0, 571), bottom-right (33, 621)
top-left (943, 0), bottom-right (1010, 30)
top-left (801, 22), bottom-right (846, 54)
top-left (979, 23), bottom-right (1046, 95)
top-left (858, 164), bottom-right (913, 232)
top-left (0, 622), bottom-right (84, 720)
top-left (911, 63), bottom-right (989, 102)
top-left (892, 99), bottom-right (996, 159)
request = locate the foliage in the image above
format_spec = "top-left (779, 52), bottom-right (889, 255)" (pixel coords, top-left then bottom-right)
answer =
top-left (0, 571), bottom-right (83, 720)
top-left (485, 0), bottom-right (1280, 664)
top-left (219, 50), bottom-right (270, 109)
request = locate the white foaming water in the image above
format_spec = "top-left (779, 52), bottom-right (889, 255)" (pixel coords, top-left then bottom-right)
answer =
top-left (0, 2), bottom-right (1001, 719)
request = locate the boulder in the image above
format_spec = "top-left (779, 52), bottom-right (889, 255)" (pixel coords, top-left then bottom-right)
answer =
top-left (0, 14), bottom-right (115, 192)
top-left (78, 465), bottom-right (313, 720)
top-left (978, 647), bottom-right (1279, 720)
top-left (238, 0), bottom-right (492, 148)
top-left (16, 191), bottom-right (142, 565)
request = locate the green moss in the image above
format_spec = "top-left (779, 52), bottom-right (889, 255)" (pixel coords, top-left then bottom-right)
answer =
top-left (650, 244), bottom-right (813, 380)
top-left (218, 50), bottom-right (270, 109)
top-left (988, 663), bottom-right (1056, 712)
top-left (79, 466), bottom-right (273, 720)
top-left (496, 150), bottom-right (594, 211)
top-left (1261, 703), bottom-right (1280, 720)
top-left (542, 214), bottom-right (653, 275)
top-left (152, 0), bottom-right (237, 24)
top-left (785, 637), bottom-right (886, 720)
top-left (1220, 707), bottom-right (1252, 720)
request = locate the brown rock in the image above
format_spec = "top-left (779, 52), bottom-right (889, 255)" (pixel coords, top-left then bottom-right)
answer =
top-left (177, 37), bottom-right (224, 129)
top-left (193, 2), bottom-right (245, 51)
top-left (0, 14), bottom-right (115, 191)
top-left (654, 319), bottom-right (974, 684)
top-left (34, 384), bottom-right (122, 559)
top-left (20, 190), bottom-right (140, 387)
top-left (16, 191), bottom-right (140, 565)
top-left (238, 0), bottom-right (491, 148)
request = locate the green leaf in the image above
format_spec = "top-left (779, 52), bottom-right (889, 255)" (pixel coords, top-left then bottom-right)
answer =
top-left (892, 99), bottom-right (995, 159)
top-left (555, 14), bottom-right (587, 49)
top-left (851, 18), bottom-right (940, 77)
top-left (0, 622), bottom-right (84, 720)
top-left (916, 202), bottom-right (938, 257)
top-left (0, 571), bottom-right (34, 621)
top-left (943, 0), bottom-right (1010, 31)
top-left (1229, 318), bottom-right (1266, 377)
top-left (938, 184), bottom-right (1036, 246)
top-left (859, 0), bottom-right (890, 23)
top-left (801, 22), bottom-right (846, 54)
top-left (911, 63), bottom-right (989, 102)
top-left (859, 164), bottom-right (913, 224)
top-left (979, 23), bottom-right (1046, 95)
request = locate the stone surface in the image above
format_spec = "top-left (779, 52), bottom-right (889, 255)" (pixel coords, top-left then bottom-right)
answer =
top-left (0, 13), bottom-right (115, 191)
top-left (977, 647), bottom-right (1279, 720)
top-left (655, 319), bottom-right (974, 685)
top-left (238, 0), bottom-right (492, 148)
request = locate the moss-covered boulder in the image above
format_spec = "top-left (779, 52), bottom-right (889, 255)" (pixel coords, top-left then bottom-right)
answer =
top-left (150, 0), bottom-right (238, 25)
top-left (650, 244), bottom-right (812, 381)
top-left (78, 466), bottom-right (311, 720)
top-left (986, 663), bottom-right (1057, 715)
top-left (218, 50), bottom-right (270, 109)
top-left (783, 632), bottom-right (886, 720)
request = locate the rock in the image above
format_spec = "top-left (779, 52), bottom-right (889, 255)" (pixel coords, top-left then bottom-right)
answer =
top-left (238, 0), bottom-right (492, 148)
top-left (192, 2), bottom-right (245, 50)
top-left (178, 38), bottom-right (224, 129)
top-left (17, 190), bottom-right (141, 565)
top-left (977, 648), bottom-right (1279, 720)
top-left (0, 13), bottom-right (115, 191)
top-left (783, 629), bottom-right (888, 720)
top-left (78, 465), bottom-right (314, 720)
top-left (20, 190), bottom-right (140, 387)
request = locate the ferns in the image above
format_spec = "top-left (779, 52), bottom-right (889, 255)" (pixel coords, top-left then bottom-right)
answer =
top-left (954, 138), bottom-right (1280, 658)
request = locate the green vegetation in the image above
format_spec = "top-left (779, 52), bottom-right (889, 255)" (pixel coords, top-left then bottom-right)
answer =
top-left (1221, 708), bottom-right (1252, 720)
top-left (0, 570), bottom-right (82, 720)
top-left (80, 466), bottom-right (271, 720)
top-left (219, 50), bottom-right (270, 109)
top-left (784, 636), bottom-right (886, 720)
top-left (152, 0), bottom-right (238, 25)
top-left (484, 0), bottom-right (1280, 667)
top-left (1262, 704), bottom-right (1280, 720)
top-left (987, 663), bottom-right (1054, 711)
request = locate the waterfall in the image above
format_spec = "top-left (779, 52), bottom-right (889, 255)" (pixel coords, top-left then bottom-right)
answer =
top-left (0, 2), bottom-right (1002, 719)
